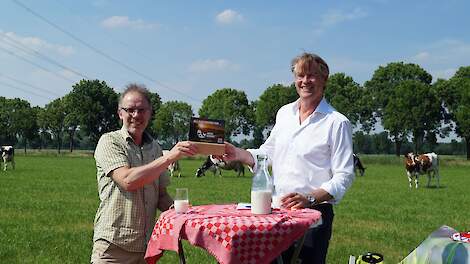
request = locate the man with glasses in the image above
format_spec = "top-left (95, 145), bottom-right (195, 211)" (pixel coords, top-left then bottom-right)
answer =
top-left (223, 52), bottom-right (355, 263)
top-left (91, 84), bottom-right (197, 264)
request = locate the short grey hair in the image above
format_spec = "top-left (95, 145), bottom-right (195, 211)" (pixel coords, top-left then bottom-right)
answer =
top-left (118, 83), bottom-right (152, 110)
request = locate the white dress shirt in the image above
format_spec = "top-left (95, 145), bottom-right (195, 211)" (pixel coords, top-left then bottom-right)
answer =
top-left (248, 98), bottom-right (354, 204)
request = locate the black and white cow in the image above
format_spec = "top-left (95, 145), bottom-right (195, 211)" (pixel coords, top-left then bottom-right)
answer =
top-left (353, 153), bottom-right (365, 176)
top-left (195, 155), bottom-right (245, 177)
top-left (168, 160), bottom-right (181, 178)
top-left (404, 152), bottom-right (440, 188)
top-left (1, 146), bottom-right (15, 171)
top-left (162, 150), bottom-right (182, 177)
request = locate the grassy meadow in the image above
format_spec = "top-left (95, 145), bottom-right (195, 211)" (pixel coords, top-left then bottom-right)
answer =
top-left (0, 153), bottom-right (469, 263)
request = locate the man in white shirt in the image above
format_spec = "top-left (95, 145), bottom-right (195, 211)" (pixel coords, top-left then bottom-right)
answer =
top-left (223, 52), bottom-right (355, 263)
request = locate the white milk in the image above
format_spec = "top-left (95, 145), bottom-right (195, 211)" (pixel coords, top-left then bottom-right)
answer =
top-left (251, 190), bottom-right (272, 214)
top-left (174, 200), bottom-right (189, 213)
top-left (272, 195), bottom-right (282, 209)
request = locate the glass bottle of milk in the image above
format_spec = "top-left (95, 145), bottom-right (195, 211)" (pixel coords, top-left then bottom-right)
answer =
top-left (251, 154), bottom-right (273, 214)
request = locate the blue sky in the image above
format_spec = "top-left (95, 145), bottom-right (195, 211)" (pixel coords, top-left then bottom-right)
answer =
top-left (1, 0), bottom-right (470, 115)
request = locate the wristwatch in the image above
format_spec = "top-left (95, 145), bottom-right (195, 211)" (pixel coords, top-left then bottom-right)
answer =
top-left (305, 194), bottom-right (317, 208)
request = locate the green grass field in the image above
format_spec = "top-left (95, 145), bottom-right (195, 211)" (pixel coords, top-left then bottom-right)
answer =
top-left (0, 154), bottom-right (469, 263)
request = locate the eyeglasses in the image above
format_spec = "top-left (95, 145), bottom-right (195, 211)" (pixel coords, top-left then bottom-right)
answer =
top-left (295, 74), bottom-right (317, 81)
top-left (120, 107), bottom-right (149, 115)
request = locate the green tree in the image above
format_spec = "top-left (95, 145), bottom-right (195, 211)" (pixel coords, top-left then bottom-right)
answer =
top-left (365, 62), bottom-right (432, 117)
top-left (36, 107), bottom-right (49, 150)
top-left (365, 62), bottom-right (433, 155)
top-left (255, 83), bottom-right (297, 130)
top-left (18, 103), bottom-right (39, 153)
top-left (371, 131), bottom-right (393, 154)
top-left (67, 79), bottom-right (119, 146)
top-left (11, 99), bottom-right (37, 152)
top-left (325, 73), bottom-right (374, 131)
top-left (0, 97), bottom-right (38, 150)
top-left (62, 94), bottom-right (80, 152)
top-left (383, 80), bottom-right (441, 154)
top-left (40, 98), bottom-right (66, 153)
top-left (153, 101), bottom-right (193, 148)
top-left (353, 131), bottom-right (373, 154)
top-left (148, 92), bottom-right (162, 115)
top-left (439, 66), bottom-right (470, 159)
top-left (0, 97), bottom-right (17, 145)
top-left (199, 88), bottom-right (252, 140)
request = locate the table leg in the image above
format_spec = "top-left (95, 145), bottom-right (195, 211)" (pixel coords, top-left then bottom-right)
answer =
top-left (290, 232), bottom-right (307, 264)
top-left (275, 256), bottom-right (284, 264)
top-left (178, 239), bottom-right (186, 264)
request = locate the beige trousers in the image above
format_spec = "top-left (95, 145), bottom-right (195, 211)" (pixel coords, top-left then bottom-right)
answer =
top-left (91, 239), bottom-right (147, 264)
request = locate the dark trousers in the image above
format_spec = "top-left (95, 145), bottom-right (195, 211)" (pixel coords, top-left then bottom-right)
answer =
top-left (275, 203), bottom-right (334, 264)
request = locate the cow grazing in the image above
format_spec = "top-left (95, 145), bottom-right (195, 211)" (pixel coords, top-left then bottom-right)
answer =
top-left (195, 156), bottom-right (222, 177)
top-left (1, 146), bottom-right (15, 171)
top-left (404, 152), bottom-right (440, 188)
top-left (162, 150), bottom-right (182, 177)
top-left (168, 160), bottom-right (181, 178)
top-left (353, 153), bottom-right (365, 176)
top-left (195, 155), bottom-right (245, 177)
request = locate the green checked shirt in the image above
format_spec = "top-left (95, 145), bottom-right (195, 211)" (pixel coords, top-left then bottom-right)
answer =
top-left (93, 127), bottom-right (172, 252)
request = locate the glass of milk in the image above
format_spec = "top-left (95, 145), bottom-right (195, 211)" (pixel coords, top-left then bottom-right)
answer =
top-left (272, 194), bottom-right (283, 209)
top-left (174, 188), bottom-right (189, 213)
top-left (251, 190), bottom-right (272, 214)
top-left (271, 184), bottom-right (283, 209)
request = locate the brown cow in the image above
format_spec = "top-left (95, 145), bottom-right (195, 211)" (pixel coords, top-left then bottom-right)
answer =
top-left (404, 152), bottom-right (440, 188)
top-left (404, 152), bottom-right (419, 188)
top-left (416, 152), bottom-right (440, 188)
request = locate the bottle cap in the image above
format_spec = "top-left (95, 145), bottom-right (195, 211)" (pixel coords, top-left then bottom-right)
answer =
top-left (452, 232), bottom-right (470, 243)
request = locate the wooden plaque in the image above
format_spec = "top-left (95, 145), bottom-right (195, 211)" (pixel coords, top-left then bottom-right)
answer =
top-left (188, 117), bottom-right (225, 155)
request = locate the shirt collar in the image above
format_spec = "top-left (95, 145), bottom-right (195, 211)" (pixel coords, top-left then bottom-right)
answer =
top-left (291, 97), bottom-right (333, 116)
top-left (119, 127), bottom-right (153, 145)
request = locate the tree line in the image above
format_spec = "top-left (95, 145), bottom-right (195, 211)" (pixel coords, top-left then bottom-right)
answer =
top-left (1, 62), bottom-right (469, 159)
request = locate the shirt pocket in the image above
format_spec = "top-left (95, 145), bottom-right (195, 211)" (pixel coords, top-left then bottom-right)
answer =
top-left (126, 145), bottom-right (142, 167)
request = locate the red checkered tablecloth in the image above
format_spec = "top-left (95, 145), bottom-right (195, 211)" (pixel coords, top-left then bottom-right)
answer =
top-left (145, 204), bottom-right (321, 264)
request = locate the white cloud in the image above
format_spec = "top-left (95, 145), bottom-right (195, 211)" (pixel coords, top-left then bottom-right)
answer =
top-left (408, 39), bottom-right (470, 80)
top-left (310, 8), bottom-right (367, 39)
top-left (0, 31), bottom-right (74, 56)
top-left (412, 51), bottom-right (430, 61)
top-left (60, 69), bottom-right (78, 79)
top-left (188, 59), bottom-right (240, 73)
top-left (329, 57), bottom-right (377, 84)
top-left (320, 7), bottom-right (367, 27)
top-left (101, 16), bottom-right (159, 30)
top-left (432, 68), bottom-right (457, 80)
top-left (216, 9), bottom-right (244, 24)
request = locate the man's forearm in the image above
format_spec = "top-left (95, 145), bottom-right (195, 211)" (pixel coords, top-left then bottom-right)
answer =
top-left (113, 155), bottom-right (174, 191)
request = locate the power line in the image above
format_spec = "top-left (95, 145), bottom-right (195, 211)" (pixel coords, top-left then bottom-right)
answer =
top-left (0, 80), bottom-right (55, 101)
top-left (0, 45), bottom-right (77, 83)
top-left (11, 0), bottom-right (202, 104)
top-left (0, 72), bottom-right (62, 97)
top-left (51, 0), bottom-right (189, 82)
top-left (0, 33), bottom-right (90, 79)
